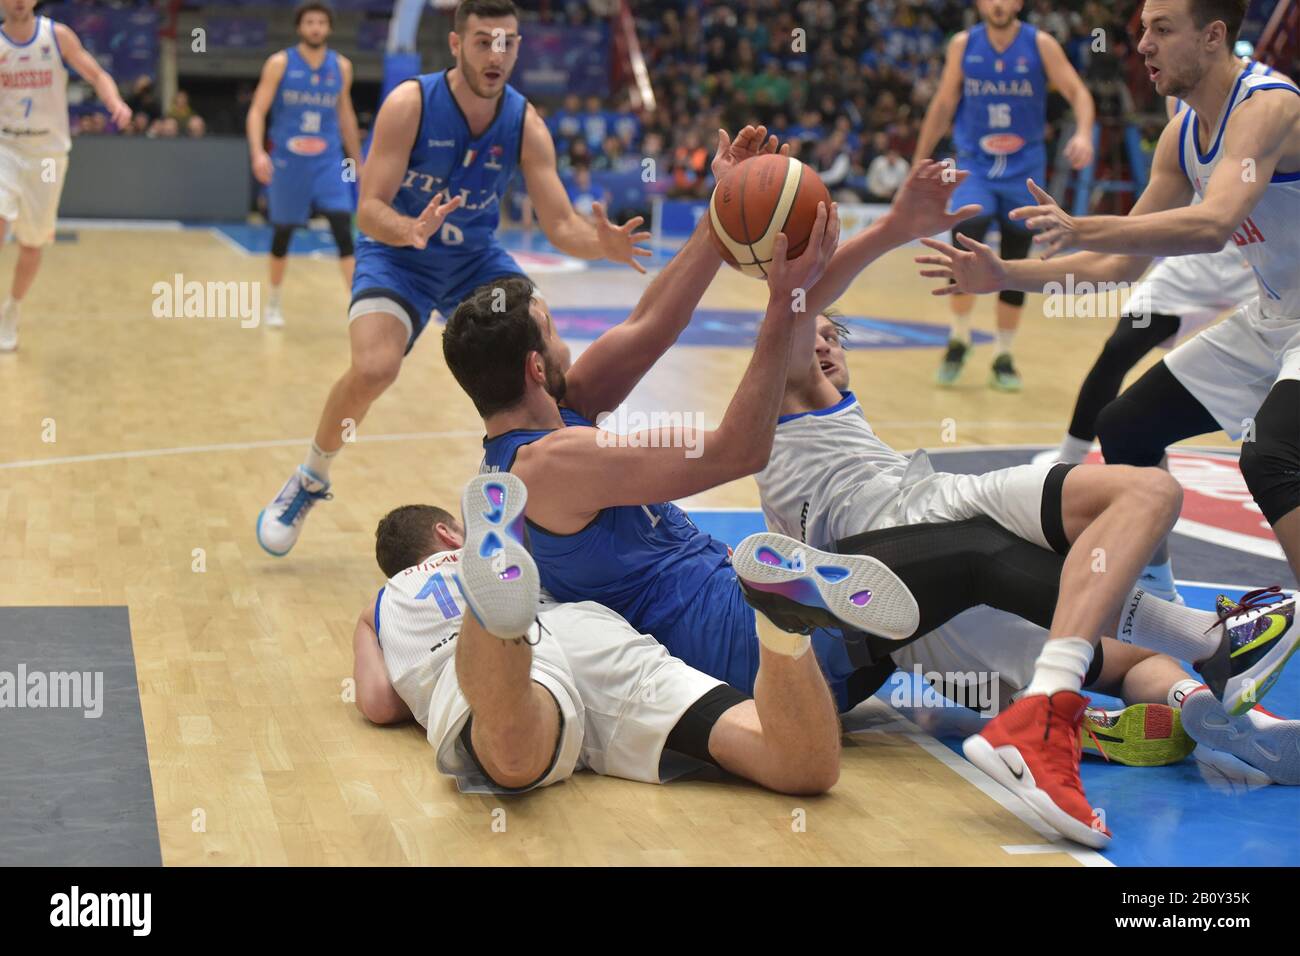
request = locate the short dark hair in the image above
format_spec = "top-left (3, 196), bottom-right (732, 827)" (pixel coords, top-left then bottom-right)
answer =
top-left (443, 276), bottom-right (542, 417)
top-left (294, 1), bottom-right (333, 28)
top-left (375, 504), bottom-right (458, 578)
top-left (454, 0), bottom-right (519, 34)
top-left (1189, 0), bottom-right (1248, 44)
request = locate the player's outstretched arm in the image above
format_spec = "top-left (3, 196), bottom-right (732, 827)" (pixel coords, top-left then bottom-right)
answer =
top-left (356, 81), bottom-right (464, 248)
top-left (516, 204), bottom-right (840, 534)
top-left (912, 32), bottom-right (967, 165)
top-left (352, 603), bottom-right (412, 725)
top-left (1038, 30), bottom-right (1096, 170)
top-left (247, 52), bottom-right (287, 186)
top-left (53, 24), bottom-right (130, 128)
top-left (519, 105), bottom-right (652, 270)
top-left (562, 126), bottom-right (786, 421)
top-left (336, 55), bottom-right (363, 166)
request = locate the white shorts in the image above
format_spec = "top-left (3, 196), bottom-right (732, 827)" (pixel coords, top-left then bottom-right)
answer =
top-left (1127, 245), bottom-right (1257, 347)
top-left (870, 461), bottom-right (1069, 554)
top-left (426, 600), bottom-right (726, 794)
top-left (1164, 297), bottom-right (1300, 440)
top-left (0, 147), bottom-right (68, 247)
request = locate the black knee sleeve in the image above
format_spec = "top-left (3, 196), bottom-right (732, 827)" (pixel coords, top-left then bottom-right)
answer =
top-left (325, 211), bottom-right (354, 257)
top-left (270, 225), bottom-right (295, 258)
top-left (995, 227), bottom-right (1033, 306)
top-left (1239, 380), bottom-right (1300, 526)
top-left (953, 214), bottom-right (993, 244)
top-left (1067, 313), bottom-right (1182, 442)
top-left (1096, 361), bottom-right (1219, 467)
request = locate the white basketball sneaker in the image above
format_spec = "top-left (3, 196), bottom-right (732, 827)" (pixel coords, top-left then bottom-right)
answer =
top-left (1182, 685), bottom-right (1300, 785)
top-left (0, 299), bottom-right (19, 352)
top-left (453, 473), bottom-right (539, 638)
top-left (256, 466), bottom-right (331, 556)
top-left (263, 300), bottom-right (285, 329)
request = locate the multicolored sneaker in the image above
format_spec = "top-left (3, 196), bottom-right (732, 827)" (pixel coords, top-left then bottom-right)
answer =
top-left (1182, 686), bottom-right (1300, 785)
top-left (731, 532), bottom-right (919, 640)
top-left (452, 473), bottom-right (539, 638)
top-left (988, 352), bottom-right (1022, 392)
top-left (1080, 703), bottom-right (1195, 767)
top-left (963, 691), bottom-right (1112, 848)
top-left (256, 466), bottom-right (332, 556)
top-left (1196, 587), bottom-right (1299, 716)
top-left (935, 339), bottom-right (969, 386)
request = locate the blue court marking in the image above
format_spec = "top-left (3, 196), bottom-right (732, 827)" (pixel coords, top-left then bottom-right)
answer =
top-left (686, 502), bottom-right (1300, 867)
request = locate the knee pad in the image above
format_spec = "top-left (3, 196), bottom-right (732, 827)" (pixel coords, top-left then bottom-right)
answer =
top-left (270, 225), bottom-right (295, 258)
top-left (1239, 380), bottom-right (1300, 526)
top-left (997, 289), bottom-right (1026, 307)
top-left (325, 211), bottom-right (354, 257)
top-left (953, 214), bottom-right (993, 245)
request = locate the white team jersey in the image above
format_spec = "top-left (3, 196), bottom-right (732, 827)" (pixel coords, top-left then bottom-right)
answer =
top-left (755, 391), bottom-right (931, 551)
top-left (1178, 67), bottom-right (1300, 320)
top-left (0, 16), bottom-right (71, 155)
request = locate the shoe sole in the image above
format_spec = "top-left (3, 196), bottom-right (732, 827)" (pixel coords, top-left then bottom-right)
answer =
top-left (1081, 704), bottom-right (1195, 767)
top-left (455, 473), bottom-right (539, 638)
top-left (988, 376), bottom-right (1022, 393)
top-left (1223, 617), bottom-right (1300, 716)
top-left (1183, 692), bottom-right (1300, 785)
top-left (731, 532), bottom-right (919, 640)
top-left (962, 733), bottom-right (1112, 849)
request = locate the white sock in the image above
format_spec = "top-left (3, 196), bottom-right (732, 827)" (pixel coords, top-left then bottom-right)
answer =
top-left (754, 616), bottom-right (812, 659)
top-left (1118, 588), bottom-right (1220, 663)
top-left (303, 441), bottom-right (338, 482)
top-left (950, 312), bottom-right (972, 345)
top-left (1138, 559), bottom-right (1177, 599)
top-left (268, 286), bottom-right (283, 307)
top-left (995, 329), bottom-right (1016, 355)
top-left (1023, 637), bottom-right (1093, 697)
top-left (1167, 677), bottom-right (1203, 709)
top-left (1057, 434), bottom-right (1092, 464)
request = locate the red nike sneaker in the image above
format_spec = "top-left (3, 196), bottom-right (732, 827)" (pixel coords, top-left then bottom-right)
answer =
top-left (962, 691), bottom-right (1112, 849)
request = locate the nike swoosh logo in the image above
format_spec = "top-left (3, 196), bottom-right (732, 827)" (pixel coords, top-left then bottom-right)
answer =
top-left (999, 753), bottom-right (1025, 780)
top-left (1232, 614), bottom-right (1289, 658)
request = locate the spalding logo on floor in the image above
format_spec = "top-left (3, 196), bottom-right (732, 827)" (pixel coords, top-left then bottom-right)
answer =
top-left (549, 309), bottom-right (996, 349)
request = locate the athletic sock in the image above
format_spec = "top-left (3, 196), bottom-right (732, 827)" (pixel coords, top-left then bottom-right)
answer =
top-left (1138, 559), bottom-right (1178, 601)
top-left (1, 296), bottom-right (14, 311)
top-left (303, 441), bottom-right (338, 482)
top-left (995, 329), bottom-right (1016, 355)
top-left (754, 614), bottom-right (812, 659)
top-left (1118, 588), bottom-right (1220, 663)
top-left (949, 312), bottom-right (972, 345)
top-left (268, 286), bottom-right (283, 307)
top-left (1168, 677), bottom-right (1203, 709)
top-left (1023, 637), bottom-right (1093, 697)
top-left (1057, 434), bottom-right (1093, 464)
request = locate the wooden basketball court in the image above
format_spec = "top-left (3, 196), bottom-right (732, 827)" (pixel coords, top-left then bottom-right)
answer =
top-left (0, 226), bottom-right (1232, 865)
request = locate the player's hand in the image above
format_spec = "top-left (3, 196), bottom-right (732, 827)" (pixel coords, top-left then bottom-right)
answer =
top-left (1009, 178), bottom-right (1078, 257)
top-left (711, 125), bottom-right (787, 181)
top-left (252, 151), bottom-right (274, 186)
top-left (915, 233), bottom-right (1008, 295)
top-left (767, 201), bottom-right (840, 304)
top-left (592, 201), bottom-right (653, 274)
top-left (888, 159), bottom-right (984, 239)
top-left (409, 190), bottom-right (463, 250)
top-left (1063, 132), bottom-right (1094, 171)
top-left (108, 100), bottom-right (132, 130)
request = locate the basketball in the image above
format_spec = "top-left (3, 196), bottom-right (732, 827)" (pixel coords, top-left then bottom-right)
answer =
top-left (707, 154), bottom-right (831, 279)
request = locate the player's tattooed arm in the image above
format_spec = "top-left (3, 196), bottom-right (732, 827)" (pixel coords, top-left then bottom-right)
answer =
top-left (247, 51), bottom-right (289, 186)
top-left (518, 105), bottom-right (652, 270)
top-left (1037, 30), bottom-right (1096, 171)
top-left (356, 81), bottom-right (464, 248)
top-left (912, 32), bottom-right (967, 166)
top-left (53, 24), bottom-right (130, 129)
top-left (516, 205), bottom-right (839, 534)
top-left (352, 602), bottom-right (412, 725)
top-left (336, 55), bottom-right (363, 165)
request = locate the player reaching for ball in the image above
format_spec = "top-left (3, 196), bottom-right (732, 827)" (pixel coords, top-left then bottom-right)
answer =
top-left (255, 0), bottom-right (651, 558)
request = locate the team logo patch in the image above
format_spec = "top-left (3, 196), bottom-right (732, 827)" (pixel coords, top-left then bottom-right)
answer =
top-left (979, 133), bottom-right (1026, 155)
top-left (286, 135), bottom-right (328, 156)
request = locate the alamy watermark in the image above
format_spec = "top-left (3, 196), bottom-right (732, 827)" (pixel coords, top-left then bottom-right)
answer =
top-left (888, 664), bottom-right (1000, 716)
top-left (595, 407), bottom-right (705, 459)
top-left (151, 274), bottom-right (261, 328)
top-left (1043, 274), bottom-right (1152, 325)
top-left (0, 665), bottom-right (104, 718)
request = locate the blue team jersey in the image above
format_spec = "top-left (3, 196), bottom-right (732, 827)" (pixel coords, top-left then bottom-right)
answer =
top-left (481, 407), bottom-right (762, 693)
top-left (952, 22), bottom-right (1047, 179)
top-left (365, 70), bottom-right (527, 258)
top-left (269, 47), bottom-right (344, 161)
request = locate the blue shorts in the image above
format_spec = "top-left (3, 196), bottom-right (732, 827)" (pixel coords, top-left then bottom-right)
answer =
top-left (650, 566), bottom-right (763, 696)
top-left (952, 150), bottom-right (1048, 230)
top-left (349, 238), bottom-right (526, 352)
top-left (268, 153), bottom-right (353, 225)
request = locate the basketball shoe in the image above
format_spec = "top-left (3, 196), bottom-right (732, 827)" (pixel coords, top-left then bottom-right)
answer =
top-left (963, 691), bottom-right (1111, 848)
top-left (731, 532), bottom-right (920, 639)
top-left (452, 473), bottom-right (539, 638)
top-left (263, 300), bottom-right (285, 329)
top-left (1182, 684), bottom-right (1300, 785)
top-left (1080, 703), bottom-right (1195, 766)
top-left (988, 352), bottom-right (1022, 392)
top-left (935, 339), bottom-right (968, 386)
top-left (1196, 587), bottom-right (1299, 716)
top-left (256, 466), bottom-right (331, 556)
top-left (0, 298), bottom-right (18, 352)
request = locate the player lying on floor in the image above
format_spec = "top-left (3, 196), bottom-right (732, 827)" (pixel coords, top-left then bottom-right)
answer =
top-left (438, 156), bottom-right (1297, 848)
top-left (350, 473), bottom-right (917, 796)
top-left (754, 313), bottom-right (1300, 787)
